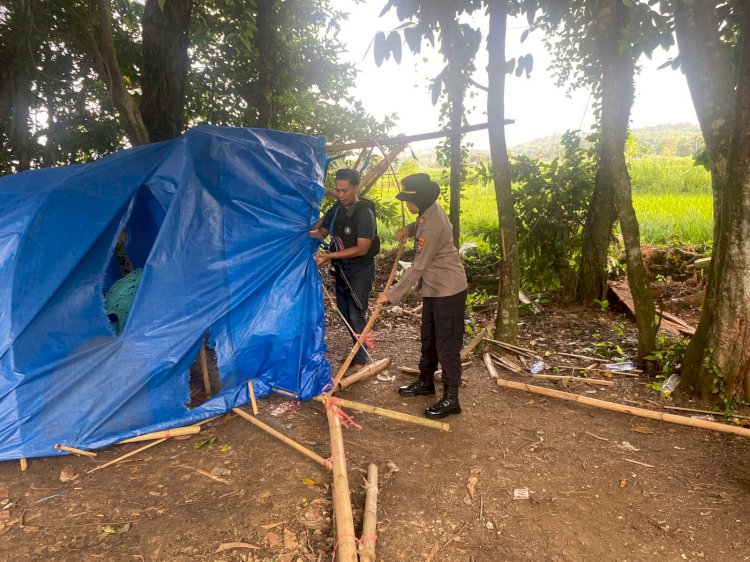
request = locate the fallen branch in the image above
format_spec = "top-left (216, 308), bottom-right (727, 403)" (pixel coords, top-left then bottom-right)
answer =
top-left (232, 408), bottom-right (329, 470)
top-left (327, 406), bottom-right (358, 562)
top-left (531, 374), bottom-right (614, 387)
top-left (336, 358), bottom-right (390, 391)
top-left (358, 464), bottom-right (379, 562)
top-left (495, 378), bottom-right (750, 438)
top-left (315, 396), bottom-right (449, 432)
top-left (54, 444), bottom-right (98, 457)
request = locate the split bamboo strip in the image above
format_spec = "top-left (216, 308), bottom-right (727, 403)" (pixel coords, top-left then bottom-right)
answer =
top-left (398, 361), bottom-right (471, 378)
top-left (315, 396), bottom-right (449, 432)
top-left (664, 405), bottom-right (750, 420)
top-left (19, 459), bottom-right (27, 472)
top-left (556, 352), bottom-right (608, 363)
top-left (495, 378), bottom-right (750, 438)
top-left (485, 337), bottom-right (537, 357)
top-left (562, 365), bottom-right (641, 378)
top-left (118, 425), bottom-right (201, 444)
top-left (272, 387), bottom-right (299, 399)
top-left (359, 463), bottom-right (379, 562)
top-left (460, 326), bottom-right (488, 359)
top-left (248, 380), bottom-right (259, 415)
top-left (326, 406), bottom-right (358, 562)
top-left (336, 358), bottom-right (390, 391)
top-left (330, 242), bottom-right (404, 391)
top-left (54, 444), bottom-right (98, 457)
top-left (490, 352), bottom-right (522, 374)
top-left (200, 342), bottom-right (212, 397)
top-left (531, 374), bottom-right (615, 387)
top-left (88, 439), bottom-right (167, 473)
top-left (232, 408), bottom-right (329, 469)
top-left (483, 353), bottom-right (499, 379)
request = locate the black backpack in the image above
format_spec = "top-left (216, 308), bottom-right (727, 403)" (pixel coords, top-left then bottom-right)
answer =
top-left (331, 199), bottom-right (380, 261)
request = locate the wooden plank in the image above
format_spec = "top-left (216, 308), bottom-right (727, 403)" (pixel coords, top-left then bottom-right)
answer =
top-left (609, 282), bottom-right (695, 336)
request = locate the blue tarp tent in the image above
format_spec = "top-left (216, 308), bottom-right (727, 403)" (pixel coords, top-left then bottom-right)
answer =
top-left (0, 126), bottom-right (332, 461)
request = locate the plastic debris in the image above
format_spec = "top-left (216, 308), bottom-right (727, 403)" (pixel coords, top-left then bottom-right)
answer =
top-left (603, 361), bottom-right (636, 372)
top-left (529, 361), bottom-right (545, 374)
top-left (513, 487), bottom-right (530, 500)
top-left (661, 374), bottom-right (681, 396)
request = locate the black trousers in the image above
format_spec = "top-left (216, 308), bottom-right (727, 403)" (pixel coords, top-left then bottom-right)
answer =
top-left (419, 289), bottom-right (467, 387)
top-left (334, 262), bottom-right (375, 365)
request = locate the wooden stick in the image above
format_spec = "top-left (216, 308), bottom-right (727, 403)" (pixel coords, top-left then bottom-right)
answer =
top-left (271, 387), bottom-right (299, 399)
top-left (531, 374), bottom-right (615, 387)
top-left (664, 405), bottom-right (750, 420)
top-left (322, 284), bottom-right (374, 363)
top-left (232, 408), bottom-right (329, 469)
top-left (248, 380), bottom-right (259, 415)
top-left (556, 352), bottom-right (608, 363)
top-left (19, 459), bottom-right (27, 472)
top-left (336, 358), bottom-right (390, 391)
top-left (495, 378), bottom-right (750, 438)
top-left (490, 352), bottom-right (522, 373)
top-left (326, 406), bottom-right (358, 562)
top-left (359, 463), bottom-right (379, 562)
top-left (88, 439), bottom-right (167, 473)
top-left (54, 444), bottom-right (98, 457)
top-left (485, 337), bottom-right (538, 357)
top-left (412, 304), bottom-right (423, 314)
top-left (200, 341), bottom-right (212, 397)
top-left (425, 541), bottom-right (440, 562)
top-left (315, 396), bottom-right (449, 432)
top-left (180, 464), bottom-right (230, 484)
top-left (460, 326), bottom-right (488, 359)
top-left (118, 425), bottom-right (201, 444)
top-left (330, 242), bottom-right (404, 391)
top-left (398, 361), bottom-right (472, 378)
top-left (562, 365), bottom-right (641, 378)
top-left (483, 352), bottom-right (499, 379)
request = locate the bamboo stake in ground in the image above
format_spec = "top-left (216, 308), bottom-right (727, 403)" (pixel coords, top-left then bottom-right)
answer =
top-left (54, 444), bottom-right (98, 457)
top-left (531, 374), bottom-right (614, 387)
top-left (200, 341), bottom-right (212, 397)
top-left (336, 358), bottom-right (390, 391)
top-left (19, 459), bottom-right (27, 472)
top-left (495, 378), bottom-right (750, 438)
top-left (118, 425), bottom-right (201, 444)
top-left (359, 463), bottom-right (379, 562)
top-left (314, 395), bottom-right (449, 432)
top-left (326, 406), bottom-right (358, 562)
top-left (232, 408), bottom-right (329, 469)
top-left (247, 380), bottom-right (259, 415)
top-left (330, 242), bottom-right (404, 391)
top-left (88, 438), bottom-right (167, 473)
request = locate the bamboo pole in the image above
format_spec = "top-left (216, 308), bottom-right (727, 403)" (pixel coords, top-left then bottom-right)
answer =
top-left (530, 374), bottom-right (615, 387)
top-left (485, 337), bottom-right (538, 357)
top-left (272, 387), bottom-right (299, 399)
top-left (330, 242), bottom-right (404, 391)
top-left (118, 425), bottom-right (201, 444)
top-left (54, 444), bottom-right (98, 457)
top-left (232, 408), bottom-right (329, 469)
top-left (326, 406), bottom-right (358, 562)
top-left (248, 380), bottom-right (259, 415)
top-left (315, 396), bottom-right (449, 432)
top-left (200, 341), bottom-right (212, 397)
top-left (398, 361), bottom-right (472, 378)
top-left (359, 463), bottom-right (379, 562)
top-left (336, 358), bottom-right (390, 391)
top-left (483, 353), bottom-right (499, 379)
top-left (19, 459), bottom-right (27, 472)
top-left (495, 378), bottom-right (750, 438)
top-left (322, 284), bottom-right (374, 363)
top-left (88, 439), bottom-right (167, 473)
top-left (460, 326), bottom-right (489, 359)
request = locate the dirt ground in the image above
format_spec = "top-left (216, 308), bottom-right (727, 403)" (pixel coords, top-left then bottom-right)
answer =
top-left (2, 293), bottom-right (750, 562)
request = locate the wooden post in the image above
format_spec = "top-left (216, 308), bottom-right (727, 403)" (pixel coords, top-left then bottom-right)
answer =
top-left (54, 444), bottom-right (98, 457)
top-left (326, 406), bottom-right (358, 562)
top-left (200, 341), bottom-right (212, 397)
top-left (232, 408), bottom-right (329, 469)
top-left (336, 358), bottom-right (390, 391)
top-left (248, 380), bottom-right (259, 415)
top-left (314, 396), bottom-right (449, 432)
top-left (495, 378), bottom-right (750, 438)
top-left (19, 459), bottom-right (27, 472)
top-left (359, 463), bottom-right (379, 562)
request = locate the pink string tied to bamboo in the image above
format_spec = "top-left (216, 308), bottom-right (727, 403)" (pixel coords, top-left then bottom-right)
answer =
top-left (331, 533), bottom-right (361, 561)
top-left (352, 331), bottom-right (377, 350)
top-left (325, 450), bottom-right (346, 470)
top-left (325, 397), bottom-right (362, 430)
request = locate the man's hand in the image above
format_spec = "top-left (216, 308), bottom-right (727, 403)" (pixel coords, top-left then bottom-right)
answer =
top-left (395, 227), bottom-right (410, 244)
top-left (376, 293), bottom-right (390, 305)
top-left (314, 252), bottom-right (331, 266)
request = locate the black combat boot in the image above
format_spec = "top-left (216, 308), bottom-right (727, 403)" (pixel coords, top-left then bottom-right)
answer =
top-left (398, 372), bottom-right (435, 397)
top-left (424, 384), bottom-right (461, 419)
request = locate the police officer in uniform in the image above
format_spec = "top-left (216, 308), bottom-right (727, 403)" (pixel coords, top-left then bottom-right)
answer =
top-left (312, 169), bottom-right (379, 371)
top-left (377, 173), bottom-right (467, 419)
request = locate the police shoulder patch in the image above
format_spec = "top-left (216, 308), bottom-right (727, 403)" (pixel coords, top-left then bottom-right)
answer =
top-left (418, 216), bottom-right (426, 225)
top-left (416, 236), bottom-right (426, 254)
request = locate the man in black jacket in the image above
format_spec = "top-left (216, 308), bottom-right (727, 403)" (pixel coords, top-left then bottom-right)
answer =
top-left (311, 169), bottom-right (378, 371)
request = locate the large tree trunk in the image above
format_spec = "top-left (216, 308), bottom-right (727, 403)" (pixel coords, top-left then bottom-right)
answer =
top-left (576, 167), bottom-right (617, 304)
top-left (598, 0), bottom-right (656, 363)
top-left (682, 6), bottom-right (750, 401)
top-left (140, 0), bottom-right (192, 142)
top-left (487, 0), bottom-right (519, 343)
top-left (674, 0), bottom-right (736, 392)
top-left (255, 0), bottom-right (275, 128)
top-left (449, 91), bottom-right (463, 247)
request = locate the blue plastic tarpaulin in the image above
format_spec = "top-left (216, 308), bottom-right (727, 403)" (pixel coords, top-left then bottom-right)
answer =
top-left (0, 126), bottom-right (332, 461)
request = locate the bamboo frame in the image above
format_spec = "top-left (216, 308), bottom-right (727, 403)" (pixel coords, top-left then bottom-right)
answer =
top-left (495, 378), bottom-right (750, 438)
top-left (248, 380), bottom-right (259, 415)
top-left (54, 444), bottom-right (98, 457)
top-left (232, 408), bottom-right (329, 469)
top-left (336, 358), bottom-right (390, 391)
top-left (359, 463), bottom-right (379, 562)
top-left (326, 406), bottom-right (358, 562)
top-left (200, 341), bottom-right (212, 397)
top-left (315, 396), bottom-right (449, 432)
top-left (118, 425), bottom-right (201, 444)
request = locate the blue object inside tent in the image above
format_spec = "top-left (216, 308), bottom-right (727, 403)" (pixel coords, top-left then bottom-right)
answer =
top-left (0, 126), bottom-right (332, 461)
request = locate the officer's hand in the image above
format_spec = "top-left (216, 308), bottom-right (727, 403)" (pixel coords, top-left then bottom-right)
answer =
top-left (314, 252), bottom-right (331, 266)
top-left (395, 227), bottom-right (409, 244)
top-left (376, 293), bottom-right (390, 305)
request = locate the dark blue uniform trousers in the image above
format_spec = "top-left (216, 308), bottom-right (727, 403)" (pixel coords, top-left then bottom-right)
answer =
top-left (419, 289), bottom-right (467, 386)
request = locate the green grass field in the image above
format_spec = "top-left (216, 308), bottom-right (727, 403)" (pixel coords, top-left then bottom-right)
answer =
top-left (372, 155), bottom-right (713, 247)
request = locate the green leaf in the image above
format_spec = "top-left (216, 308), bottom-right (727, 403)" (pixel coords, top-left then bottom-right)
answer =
top-left (220, 444), bottom-right (231, 453)
top-left (194, 437), bottom-right (217, 450)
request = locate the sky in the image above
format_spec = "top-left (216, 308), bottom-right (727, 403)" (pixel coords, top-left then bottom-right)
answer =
top-left (333, 1), bottom-right (699, 151)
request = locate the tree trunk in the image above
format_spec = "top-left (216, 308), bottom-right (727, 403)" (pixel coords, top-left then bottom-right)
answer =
top-left (140, 0), bottom-right (192, 142)
top-left (577, 167), bottom-right (617, 304)
top-left (487, 0), bottom-right (519, 343)
top-left (674, 0), bottom-right (736, 393)
top-left (449, 91), bottom-right (463, 247)
top-left (682, 6), bottom-right (750, 401)
top-left (255, 0), bottom-right (275, 128)
top-left (597, 0), bottom-right (656, 363)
